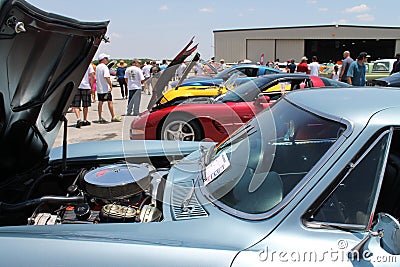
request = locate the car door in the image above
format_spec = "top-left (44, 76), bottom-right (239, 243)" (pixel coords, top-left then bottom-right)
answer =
top-left (232, 127), bottom-right (400, 266)
top-left (302, 128), bottom-right (399, 266)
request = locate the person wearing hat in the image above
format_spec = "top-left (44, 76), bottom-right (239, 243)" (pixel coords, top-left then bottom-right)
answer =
top-left (218, 59), bottom-right (227, 72)
top-left (347, 52), bottom-right (370, 86)
top-left (116, 60), bottom-right (128, 99)
top-left (296, 56), bottom-right (310, 74)
top-left (95, 53), bottom-right (121, 123)
top-left (390, 53), bottom-right (400, 74)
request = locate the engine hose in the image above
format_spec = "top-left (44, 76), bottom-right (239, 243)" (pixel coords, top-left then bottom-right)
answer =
top-left (25, 173), bottom-right (56, 200)
top-left (0, 196), bottom-right (84, 212)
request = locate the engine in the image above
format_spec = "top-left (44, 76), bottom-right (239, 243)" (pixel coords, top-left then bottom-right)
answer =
top-left (27, 163), bottom-right (167, 225)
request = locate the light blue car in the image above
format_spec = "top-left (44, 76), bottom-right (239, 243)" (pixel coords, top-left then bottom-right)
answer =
top-left (0, 1), bottom-right (399, 266)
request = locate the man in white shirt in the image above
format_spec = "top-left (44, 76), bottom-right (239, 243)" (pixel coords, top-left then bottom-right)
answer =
top-left (194, 62), bottom-right (204, 75)
top-left (72, 64), bottom-right (95, 128)
top-left (309, 56), bottom-right (320, 76)
top-left (95, 53), bottom-right (121, 123)
top-left (142, 62), bottom-right (152, 94)
top-left (124, 59), bottom-right (145, 116)
top-left (176, 62), bottom-right (186, 80)
top-left (218, 59), bottom-right (227, 71)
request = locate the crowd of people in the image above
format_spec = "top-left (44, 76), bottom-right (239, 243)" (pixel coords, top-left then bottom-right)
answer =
top-left (72, 50), bottom-right (400, 129)
top-left (277, 50), bottom-right (372, 86)
top-left (71, 53), bottom-right (229, 129)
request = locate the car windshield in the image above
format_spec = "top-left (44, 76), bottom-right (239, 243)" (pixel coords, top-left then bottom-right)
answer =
top-left (217, 77), bottom-right (270, 103)
top-left (204, 99), bottom-right (346, 216)
top-left (214, 67), bottom-right (249, 80)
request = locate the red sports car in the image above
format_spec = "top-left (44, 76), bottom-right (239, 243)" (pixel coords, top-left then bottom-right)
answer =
top-left (130, 74), bottom-right (349, 143)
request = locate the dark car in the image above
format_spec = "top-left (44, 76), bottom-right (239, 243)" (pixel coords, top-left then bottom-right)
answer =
top-left (372, 72), bottom-right (400, 87)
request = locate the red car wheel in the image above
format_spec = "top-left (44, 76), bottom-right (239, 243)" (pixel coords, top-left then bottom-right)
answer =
top-left (160, 114), bottom-right (203, 141)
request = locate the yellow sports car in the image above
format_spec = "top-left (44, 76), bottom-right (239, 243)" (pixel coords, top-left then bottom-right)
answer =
top-left (159, 81), bottom-right (291, 104)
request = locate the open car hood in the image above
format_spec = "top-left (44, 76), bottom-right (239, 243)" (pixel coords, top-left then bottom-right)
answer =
top-left (147, 38), bottom-right (198, 108)
top-left (0, 0), bottom-right (108, 183)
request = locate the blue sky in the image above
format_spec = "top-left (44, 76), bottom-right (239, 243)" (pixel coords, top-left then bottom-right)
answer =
top-left (28, 0), bottom-right (400, 61)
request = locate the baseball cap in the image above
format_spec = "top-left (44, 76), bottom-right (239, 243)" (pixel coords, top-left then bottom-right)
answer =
top-left (98, 53), bottom-right (110, 61)
top-left (357, 52), bottom-right (370, 60)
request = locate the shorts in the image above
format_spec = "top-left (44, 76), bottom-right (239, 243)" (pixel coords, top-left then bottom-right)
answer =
top-left (71, 89), bottom-right (91, 107)
top-left (97, 92), bottom-right (113, 102)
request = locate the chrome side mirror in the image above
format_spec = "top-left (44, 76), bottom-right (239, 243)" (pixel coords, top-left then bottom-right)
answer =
top-left (373, 213), bottom-right (400, 255)
top-left (349, 213), bottom-right (400, 258)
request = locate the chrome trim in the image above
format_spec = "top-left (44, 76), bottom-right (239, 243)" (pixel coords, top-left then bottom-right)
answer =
top-left (200, 99), bottom-right (353, 220)
top-left (284, 97), bottom-right (354, 138)
top-left (306, 129), bottom-right (392, 230)
top-left (304, 221), bottom-right (366, 231)
top-left (366, 128), bottom-right (392, 230)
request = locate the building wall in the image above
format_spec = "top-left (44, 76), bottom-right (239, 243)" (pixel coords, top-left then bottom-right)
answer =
top-left (276, 40), bottom-right (304, 63)
top-left (246, 40), bottom-right (275, 64)
top-left (214, 25), bottom-right (400, 63)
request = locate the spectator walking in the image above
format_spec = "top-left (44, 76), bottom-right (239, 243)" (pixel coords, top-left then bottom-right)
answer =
top-left (339, 51), bottom-right (354, 83)
top-left (194, 61), bottom-right (204, 75)
top-left (176, 62), bottom-right (186, 80)
top-left (72, 64), bottom-right (95, 128)
top-left (218, 59), bottom-right (227, 71)
top-left (149, 61), bottom-right (161, 95)
top-left (296, 57), bottom-right (310, 74)
top-left (286, 59), bottom-right (296, 73)
top-left (142, 61), bottom-right (152, 94)
top-left (95, 53), bottom-right (121, 123)
top-left (347, 52), bottom-right (370, 86)
top-left (116, 60), bottom-right (128, 99)
top-left (309, 56), bottom-right (320, 76)
top-left (124, 59), bottom-right (145, 116)
top-left (330, 65), bottom-right (340, 81)
top-left (160, 59), bottom-right (168, 71)
top-left (390, 53), bottom-right (400, 74)
top-left (91, 62), bottom-right (97, 102)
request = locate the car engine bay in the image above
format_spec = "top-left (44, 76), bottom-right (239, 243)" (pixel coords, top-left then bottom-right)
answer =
top-left (0, 159), bottom-right (171, 226)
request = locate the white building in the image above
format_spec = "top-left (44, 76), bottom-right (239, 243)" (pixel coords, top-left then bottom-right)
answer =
top-left (213, 25), bottom-right (400, 64)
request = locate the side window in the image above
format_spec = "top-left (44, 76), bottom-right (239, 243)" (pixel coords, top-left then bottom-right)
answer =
top-left (238, 68), bottom-right (258, 77)
top-left (308, 130), bottom-right (391, 226)
top-left (264, 69), bottom-right (278, 75)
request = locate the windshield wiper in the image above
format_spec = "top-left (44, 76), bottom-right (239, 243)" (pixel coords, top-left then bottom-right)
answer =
top-left (213, 124), bottom-right (257, 155)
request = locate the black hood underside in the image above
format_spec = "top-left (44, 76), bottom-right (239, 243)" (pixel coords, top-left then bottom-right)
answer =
top-left (0, 0), bottom-right (108, 184)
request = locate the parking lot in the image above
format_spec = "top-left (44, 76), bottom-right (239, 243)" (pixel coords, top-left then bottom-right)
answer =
top-left (53, 89), bottom-right (151, 148)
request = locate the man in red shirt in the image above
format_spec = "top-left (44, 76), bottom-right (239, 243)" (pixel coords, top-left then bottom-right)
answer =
top-left (296, 56), bottom-right (310, 74)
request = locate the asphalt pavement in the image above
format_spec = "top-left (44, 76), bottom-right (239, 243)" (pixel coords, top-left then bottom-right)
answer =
top-left (53, 88), bottom-right (152, 148)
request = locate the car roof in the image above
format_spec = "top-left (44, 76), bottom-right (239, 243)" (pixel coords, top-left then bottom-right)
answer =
top-left (286, 86), bottom-right (400, 126)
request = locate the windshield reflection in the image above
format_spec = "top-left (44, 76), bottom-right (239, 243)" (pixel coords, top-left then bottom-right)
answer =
top-left (205, 99), bottom-right (346, 215)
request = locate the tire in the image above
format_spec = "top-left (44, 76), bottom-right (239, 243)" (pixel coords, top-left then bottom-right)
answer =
top-left (160, 114), bottom-right (203, 141)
